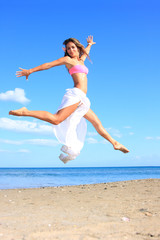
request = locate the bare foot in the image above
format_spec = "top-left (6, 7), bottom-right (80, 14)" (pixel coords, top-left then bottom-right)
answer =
top-left (113, 142), bottom-right (129, 153)
top-left (9, 107), bottom-right (28, 116)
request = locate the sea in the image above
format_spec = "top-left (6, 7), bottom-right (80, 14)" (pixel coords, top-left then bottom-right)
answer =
top-left (0, 167), bottom-right (160, 189)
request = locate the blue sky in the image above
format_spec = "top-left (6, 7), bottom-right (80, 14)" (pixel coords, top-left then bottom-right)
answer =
top-left (0, 0), bottom-right (160, 167)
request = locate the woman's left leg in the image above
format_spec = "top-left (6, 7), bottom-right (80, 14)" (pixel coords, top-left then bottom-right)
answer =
top-left (84, 109), bottom-right (129, 153)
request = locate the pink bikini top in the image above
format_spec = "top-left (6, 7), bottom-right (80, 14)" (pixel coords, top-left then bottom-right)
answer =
top-left (69, 65), bottom-right (89, 75)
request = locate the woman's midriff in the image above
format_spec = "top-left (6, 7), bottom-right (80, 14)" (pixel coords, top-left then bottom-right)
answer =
top-left (72, 73), bottom-right (88, 94)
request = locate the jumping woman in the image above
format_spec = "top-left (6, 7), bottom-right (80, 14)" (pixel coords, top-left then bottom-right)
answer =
top-left (9, 36), bottom-right (129, 163)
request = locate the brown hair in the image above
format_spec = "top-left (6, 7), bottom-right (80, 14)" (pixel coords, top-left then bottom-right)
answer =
top-left (63, 38), bottom-right (90, 60)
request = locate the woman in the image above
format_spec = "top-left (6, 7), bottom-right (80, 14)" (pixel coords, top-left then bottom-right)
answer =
top-left (9, 36), bottom-right (129, 163)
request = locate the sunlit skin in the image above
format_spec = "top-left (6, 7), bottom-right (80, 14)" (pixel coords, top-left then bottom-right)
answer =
top-left (65, 41), bottom-right (88, 94)
top-left (9, 36), bottom-right (129, 154)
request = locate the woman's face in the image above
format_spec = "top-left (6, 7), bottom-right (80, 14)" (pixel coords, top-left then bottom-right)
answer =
top-left (66, 42), bottom-right (79, 58)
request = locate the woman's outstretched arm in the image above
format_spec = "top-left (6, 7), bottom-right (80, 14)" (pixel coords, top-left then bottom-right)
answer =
top-left (81, 36), bottom-right (96, 62)
top-left (16, 56), bottom-right (70, 80)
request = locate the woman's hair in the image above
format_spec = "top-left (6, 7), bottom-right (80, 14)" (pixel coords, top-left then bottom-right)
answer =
top-left (63, 38), bottom-right (90, 60)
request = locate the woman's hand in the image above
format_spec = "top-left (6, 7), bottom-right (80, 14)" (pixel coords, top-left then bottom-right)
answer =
top-left (16, 68), bottom-right (30, 81)
top-left (87, 36), bottom-right (96, 46)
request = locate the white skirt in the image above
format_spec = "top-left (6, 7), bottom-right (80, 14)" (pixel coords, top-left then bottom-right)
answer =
top-left (53, 87), bottom-right (90, 163)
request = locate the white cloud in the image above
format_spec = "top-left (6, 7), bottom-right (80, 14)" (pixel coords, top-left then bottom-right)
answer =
top-left (145, 136), bottom-right (154, 140)
top-left (17, 149), bottom-right (30, 153)
top-left (123, 126), bottom-right (132, 129)
top-left (0, 138), bottom-right (59, 147)
top-left (0, 88), bottom-right (30, 104)
top-left (87, 131), bottom-right (98, 137)
top-left (0, 118), bottom-right (53, 135)
top-left (129, 132), bottom-right (134, 135)
top-left (100, 139), bottom-right (109, 144)
top-left (25, 139), bottom-right (59, 147)
top-left (145, 136), bottom-right (160, 140)
top-left (0, 148), bottom-right (30, 153)
top-left (106, 127), bottom-right (122, 138)
top-left (86, 127), bottom-right (123, 144)
top-left (86, 137), bottom-right (98, 144)
top-left (0, 149), bottom-right (9, 153)
top-left (131, 155), bottom-right (141, 160)
top-left (0, 139), bottom-right (22, 145)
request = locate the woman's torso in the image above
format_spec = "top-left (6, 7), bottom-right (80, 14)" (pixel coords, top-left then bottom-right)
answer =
top-left (66, 61), bottom-right (88, 94)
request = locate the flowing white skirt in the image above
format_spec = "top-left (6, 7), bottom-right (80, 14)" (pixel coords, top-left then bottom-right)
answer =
top-left (53, 87), bottom-right (90, 163)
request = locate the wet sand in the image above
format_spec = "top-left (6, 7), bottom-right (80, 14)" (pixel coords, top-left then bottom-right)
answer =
top-left (0, 179), bottom-right (160, 240)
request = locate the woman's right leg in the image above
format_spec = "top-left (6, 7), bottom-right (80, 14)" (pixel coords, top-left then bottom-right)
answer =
top-left (84, 109), bottom-right (129, 153)
top-left (9, 102), bottom-right (80, 125)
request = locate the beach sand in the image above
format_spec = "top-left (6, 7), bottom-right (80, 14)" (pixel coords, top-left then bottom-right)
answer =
top-left (0, 179), bottom-right (160, 240)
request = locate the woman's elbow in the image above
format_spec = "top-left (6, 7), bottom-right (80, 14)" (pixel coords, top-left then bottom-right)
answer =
top-left (43, 63), bottom-right (52, 70)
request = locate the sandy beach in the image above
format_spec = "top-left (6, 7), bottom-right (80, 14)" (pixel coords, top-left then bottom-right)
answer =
top-left (0, 178), bottom-right (160, 240)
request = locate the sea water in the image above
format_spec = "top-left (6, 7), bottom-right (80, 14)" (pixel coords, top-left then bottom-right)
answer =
top-left (0, 167), bottom-right (160, 189)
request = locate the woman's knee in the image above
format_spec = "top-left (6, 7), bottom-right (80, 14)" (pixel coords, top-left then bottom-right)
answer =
top-left (52, 114), bottom-right (64, 125)
top-left (47, 114), bottom-right (60, 125)
top-left (53, 117), bottom-right (61, 125)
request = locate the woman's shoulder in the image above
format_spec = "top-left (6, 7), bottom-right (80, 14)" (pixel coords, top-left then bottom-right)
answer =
top-left (63, 56), bottom-right (72, 64)
top-left (63, 56), bottom-right (76, 69)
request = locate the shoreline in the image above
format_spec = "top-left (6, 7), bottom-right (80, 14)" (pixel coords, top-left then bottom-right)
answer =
top-left (1, 166), bottom-right (160, 190)
top-left (0, 177), bottom-right (159, 190)
top-left (0, 179), bottom-right (160, 240)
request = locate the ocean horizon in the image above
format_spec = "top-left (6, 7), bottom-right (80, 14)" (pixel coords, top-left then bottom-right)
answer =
top-left (0, 166), bottom-right (160, 190)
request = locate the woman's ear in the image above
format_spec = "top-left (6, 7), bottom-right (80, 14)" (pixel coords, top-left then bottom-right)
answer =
top-left (62, 47), bottom-right (66, 52)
